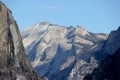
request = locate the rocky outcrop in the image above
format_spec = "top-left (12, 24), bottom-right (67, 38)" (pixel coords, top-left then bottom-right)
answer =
top-left (21, 22), bottom-right (108, 80)
top-left (84, 47), bottom-right (120, 80)
top-left (104, 27), bottom-right (120, 55)
top-left (83, 27), bottom-right (120, 80)
top-left (0, 1), bottom-right (42, 80)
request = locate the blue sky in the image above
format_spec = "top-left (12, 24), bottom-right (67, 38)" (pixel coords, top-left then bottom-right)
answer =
top-left (1, 0), bottom-right (120, 33)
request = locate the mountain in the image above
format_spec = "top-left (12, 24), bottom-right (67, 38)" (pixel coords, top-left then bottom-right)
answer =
top-left (84, 47), bottom-right (120, 80)
top-left (21, 22), bottom-right (108, 80)
top-left (83, 27), bottom-right (120, 80)
top-left (0, 2), bottom-right (42, 80)
top-left (103, 27), bottom-right (120, 55)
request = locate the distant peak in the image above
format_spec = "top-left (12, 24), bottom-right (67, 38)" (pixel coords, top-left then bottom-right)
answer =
top-left (40, 22), bottom-right (50, 25)
top-left (77, 25), bottom-right (86, 31)
top-left (75, 25), bottom-right (89, 36)
top-left (69, 25), bottom-right (74, 28)
top-left (33, 22), bottom-right (50, 28)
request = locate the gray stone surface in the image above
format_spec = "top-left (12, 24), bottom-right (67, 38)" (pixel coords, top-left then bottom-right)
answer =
top-left (104, 27), bottom-right (120, 55)
top-left (0, 1), bottom-right (42, 80)
top-left (22, 22), bottom-right (108, 80)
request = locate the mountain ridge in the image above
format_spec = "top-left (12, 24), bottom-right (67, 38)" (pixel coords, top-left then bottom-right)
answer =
top-left (22, 22), bottom-right (110, 80)
top-left (84, 47), bottom-right (120, 80)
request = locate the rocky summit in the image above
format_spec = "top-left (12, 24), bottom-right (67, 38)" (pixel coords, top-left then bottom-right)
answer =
top-left (21, 22), bottom-right (111, 80)
top-left (0, 1), bottom-right (42, 80)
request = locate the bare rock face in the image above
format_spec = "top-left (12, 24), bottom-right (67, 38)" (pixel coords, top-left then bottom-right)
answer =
top-left (84, 48), bottom-right (120, 80)
top-left (0, 2), bottom-right (42, 80)
top-left (104, 27), bottom-right (120, 55)
top-left (83, 27), bottom-right (120, 80)
top-left (21, 21), bottom-right (108, 80)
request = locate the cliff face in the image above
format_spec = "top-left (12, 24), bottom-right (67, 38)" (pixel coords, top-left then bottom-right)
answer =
top-left (83, 27), bottom-right (120, 80)
top-left (84, 48), bottom-right (120, 80)
top-left (104, 27), bottom-right (120, 55)
top-left (0, 2), bottom-right (42, 80)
